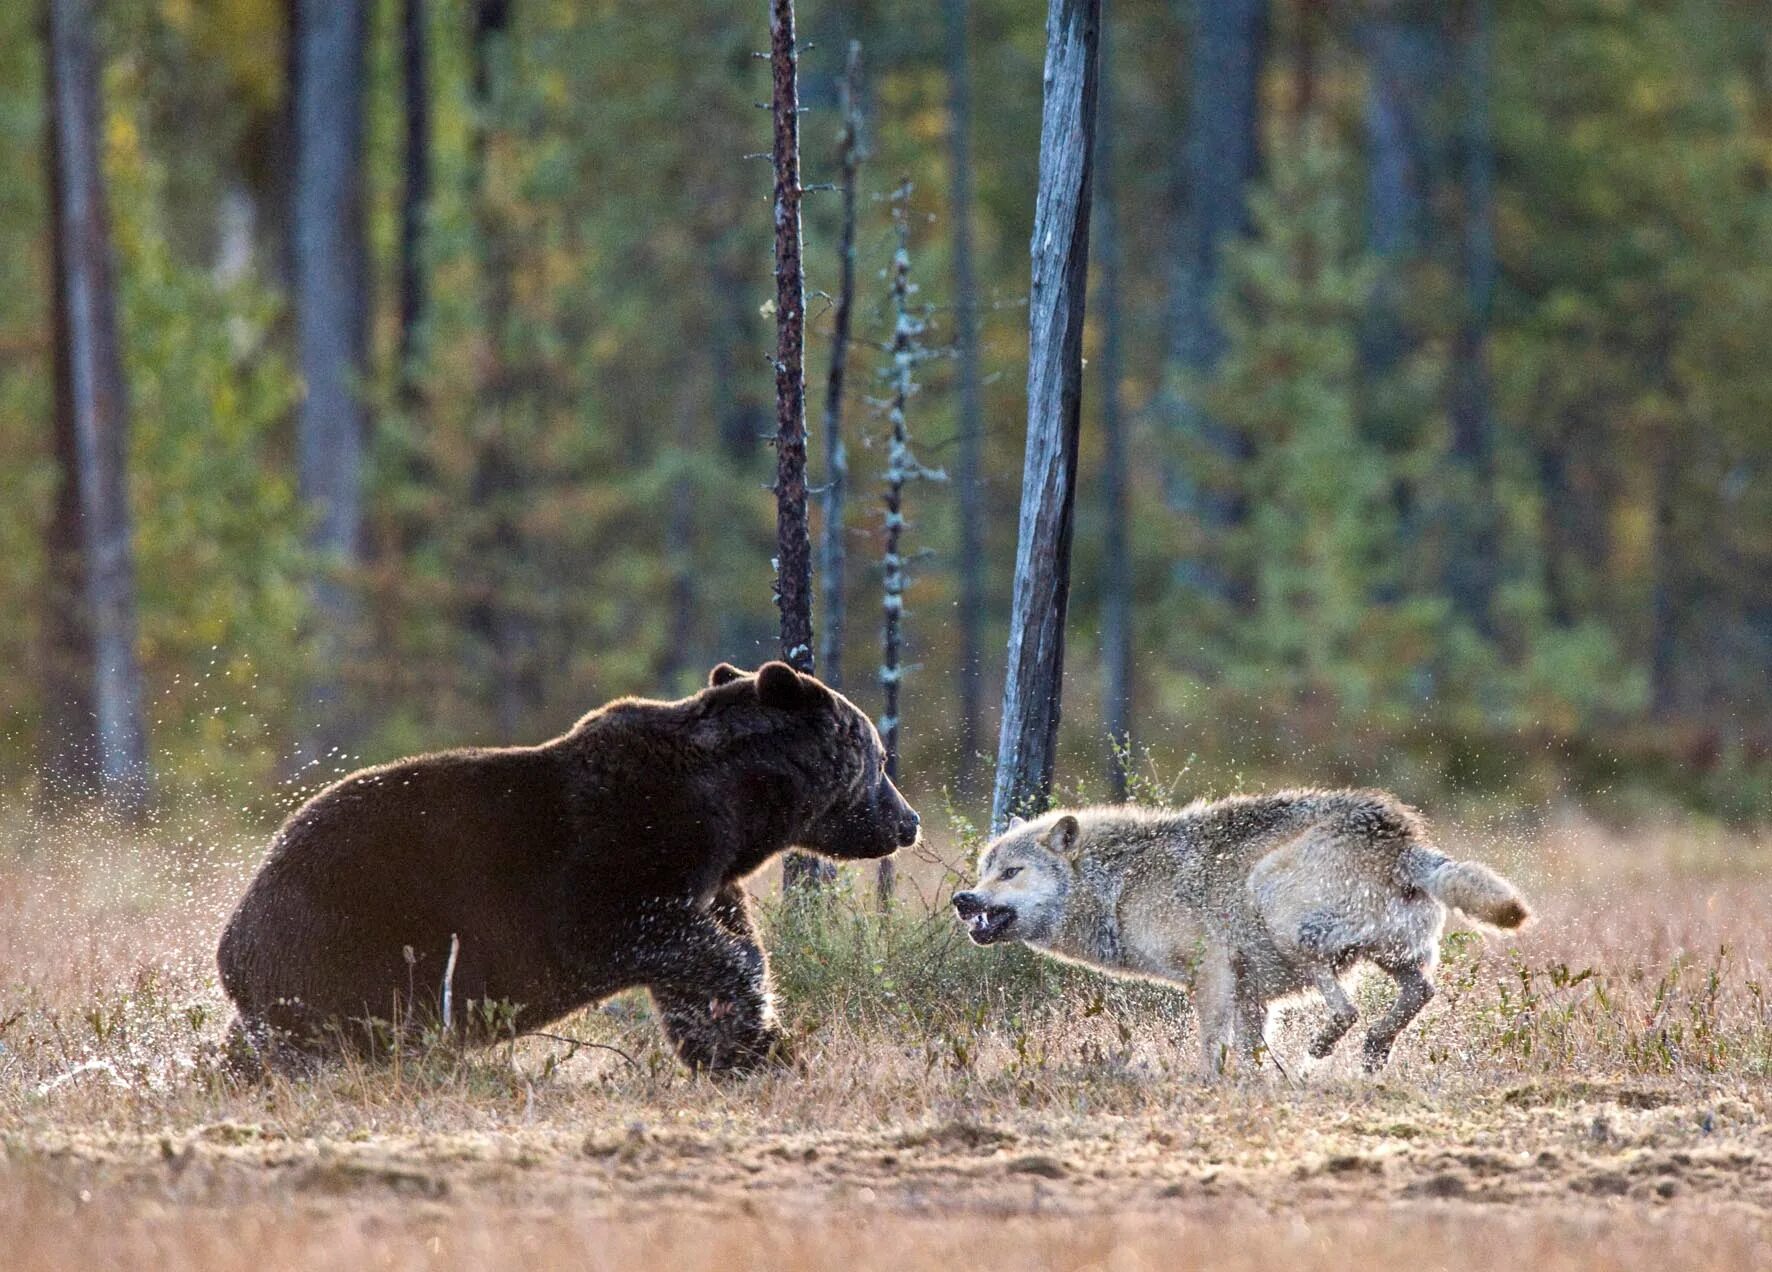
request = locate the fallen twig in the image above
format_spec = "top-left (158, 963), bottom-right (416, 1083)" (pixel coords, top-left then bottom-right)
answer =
top-left (521, 1031), bottom-right (642, 1072)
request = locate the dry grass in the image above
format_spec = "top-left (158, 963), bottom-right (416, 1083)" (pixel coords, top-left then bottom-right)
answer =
top-left (2, 805), bottom-right (1771, 1269)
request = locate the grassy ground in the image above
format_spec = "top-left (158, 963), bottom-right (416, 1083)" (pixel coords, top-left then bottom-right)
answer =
top-left (2, 804), bottom-right (1771, 1269)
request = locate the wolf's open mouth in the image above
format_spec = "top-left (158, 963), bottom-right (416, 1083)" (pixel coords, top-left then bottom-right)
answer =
top-left (966, 906), bottom-right (1015, 945)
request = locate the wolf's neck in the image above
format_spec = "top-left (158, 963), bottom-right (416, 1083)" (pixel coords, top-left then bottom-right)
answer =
top-left (1045, 871), bottom-right (1124, 969)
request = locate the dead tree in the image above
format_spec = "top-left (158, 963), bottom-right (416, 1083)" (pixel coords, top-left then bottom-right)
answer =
top-left (44, 0), bottom-right (151, 817)
top-left (294, 0), bottom-right (371, 763)
top-left (40, 2), bottom-right (95, 810)
top-left (1163, 0), bottom-right (1268, 605)
top-left (1444, 0), bottom-right (1499, 639)
top-left (769, 0), bottom-right (826, 893)
top-left (1095, 16), bottom-right (1132, 800)
top-left (769, 0), bottom-right (814, 676)
top-left (944, 0), bottom-right (988, 796)
top-left (876, 183), bottom-right (944, 907)
top-left (397, 0), bottom-right (431, 400)
top-left (817, 41), bottom-right (864, 690)
top-left (990, 0), bottom-right (1101, 833)
top-left (464, 0), bottom-right (536, 740)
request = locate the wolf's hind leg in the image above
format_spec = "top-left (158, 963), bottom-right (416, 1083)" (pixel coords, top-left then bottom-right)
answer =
top-left (1362, 962), bottom-right (1435, 1072)
top-left (1307, 967), bottom-right (1358, 1060)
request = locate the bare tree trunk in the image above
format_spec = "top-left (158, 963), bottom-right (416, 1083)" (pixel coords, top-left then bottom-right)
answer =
top-left (1095, 16), bottom-right (1132, 801)
top-left (294, 0), bottom-right (370, 764)
top-left (1648, 440), bottom-right (1680, 717)
top-left (990, 0), bottom-right (1100, 834)
top-left (397, 0), bottom-right (431, 398)
top-left (877, 209), bottom-right (909, 911)
top-left (40, 195), bottom-right (99, 805)
top-left (1357, 2), bottom-right (1444, 384)
top-left (944, 0), bottom-right (988, 797)
top-left (770, 0), bottom-right (825, 893)
top-left (465, 0), bottom-right (535, 740)
top-left (45, 0), bottom-right (150, 818)
top-left (40, 8), bottom-right (97, 808)
top-left (1443, 0), bottom-right (1497, 638)
top-left (817, 41), bottom-right (863, 691)
top-left (769, 0), bottom-right (813, 675)
top-left (877, 183), bottom-right (942, 907)
top-left (1163, 0), bottom-right (1268, 602)
top-left (1293, 0), bottom-right (1326, 126)
top-left (263, 1), bottom-right (301, 297)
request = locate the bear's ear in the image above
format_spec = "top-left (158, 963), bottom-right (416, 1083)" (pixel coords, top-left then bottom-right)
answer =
top-left (756, 660), bottom-right (815, 710)
top-left (1005, 814), bottom-right (1027, 831)
top-left (708, 662), bottom-right (745, 688)
top-left (1046, 814), bottom-right (1083, 862)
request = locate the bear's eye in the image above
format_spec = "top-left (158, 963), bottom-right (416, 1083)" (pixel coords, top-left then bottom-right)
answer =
top-left (998, 866), bottom-right (1022, 881)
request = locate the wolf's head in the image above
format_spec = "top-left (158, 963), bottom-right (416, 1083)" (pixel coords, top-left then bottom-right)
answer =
top-left (951, 813), bottom-right (1082, 946)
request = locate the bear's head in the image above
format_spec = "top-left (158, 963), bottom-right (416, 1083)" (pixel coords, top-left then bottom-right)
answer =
top-left (705, 661), bottom-right (921, 860)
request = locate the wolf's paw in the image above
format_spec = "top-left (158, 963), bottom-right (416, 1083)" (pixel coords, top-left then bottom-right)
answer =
top-left (1361, 1036), bottom-right (1395, 1074)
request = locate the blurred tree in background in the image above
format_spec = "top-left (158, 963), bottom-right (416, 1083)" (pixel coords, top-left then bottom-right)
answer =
top-left (1, 0), bottom-right (1769, 827)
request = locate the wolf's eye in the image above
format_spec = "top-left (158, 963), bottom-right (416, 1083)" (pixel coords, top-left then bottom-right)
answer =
top-left (998, 866), bottom-right (1022, 881)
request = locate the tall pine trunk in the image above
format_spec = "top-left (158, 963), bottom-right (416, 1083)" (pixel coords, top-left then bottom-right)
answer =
top-left (465, 0), bottom-right (535, 740)
top-left (991, 0), bottom-right (1100, 833)
top-left (294, 0), bottom-right (370, 762)
top-left (770, 0), bottom-right (825, 892)
top-left (1164, 0), bottom-right (1268, 601)
top-left (1443, 0), bottom-right (1498, 638)
top-left (817, 41), bottom-right (862, 691)
top-left (1095, 16), bottom-right (1132, 800)
top-left (876, 183), bottom-right (940, 906)
top-left (44, 0), bottom-right (149, 818)
top-left (397, 0), bottom-right (431, 398)
top-left (1357, 2), bottom-right (1443, 385)
top-left (944, 0), bottom-right (988, 796)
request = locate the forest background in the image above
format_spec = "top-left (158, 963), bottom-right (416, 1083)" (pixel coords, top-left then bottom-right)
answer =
top-left (5, 0), bottom-right (1770, 837)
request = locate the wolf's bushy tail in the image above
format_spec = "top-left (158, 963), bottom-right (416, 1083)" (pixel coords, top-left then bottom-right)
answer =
top-left (1400, 846), bottom-right (1530, 929)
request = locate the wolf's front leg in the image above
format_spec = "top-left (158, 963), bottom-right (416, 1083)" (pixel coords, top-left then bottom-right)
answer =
top-left (619, 902), bottom-right (782, 1074)
top-left (1195, 944), bottom-right (1240, 1078)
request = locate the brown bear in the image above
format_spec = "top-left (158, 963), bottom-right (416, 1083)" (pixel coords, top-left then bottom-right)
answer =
top-left (217, 661), bottom-right (919, 1074)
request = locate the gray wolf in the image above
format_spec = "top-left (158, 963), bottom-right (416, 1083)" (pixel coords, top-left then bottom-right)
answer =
top-left (952, 790), bottom-right (1528, 1076)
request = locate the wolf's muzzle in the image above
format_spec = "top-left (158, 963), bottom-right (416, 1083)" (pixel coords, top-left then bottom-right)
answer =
top-left (952, 892), bottom-right (1015, 944)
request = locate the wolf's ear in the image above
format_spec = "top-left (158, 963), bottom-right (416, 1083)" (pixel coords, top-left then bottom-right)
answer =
top-left (708, 662), bottom-right (745, 687)
top-left (1005, 814), bottom-right (1027, 831)
top-left (756, 660), bottom-right (816, 710)
top-left (1047, 814), bottom-right (1082, 862)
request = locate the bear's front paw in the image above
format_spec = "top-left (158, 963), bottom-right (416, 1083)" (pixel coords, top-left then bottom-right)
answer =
top-left (720, 1023), bottom-right (791, 1076)
top-left (661, 997), bottom-right (787, 1076)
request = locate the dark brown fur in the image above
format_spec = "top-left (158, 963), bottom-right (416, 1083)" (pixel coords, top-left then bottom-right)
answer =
top-left (217, 662), bottom-right (918, 1075)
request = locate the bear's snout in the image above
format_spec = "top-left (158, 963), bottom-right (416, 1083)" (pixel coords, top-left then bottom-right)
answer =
top-left (896, 806), bottom-right (921, 847)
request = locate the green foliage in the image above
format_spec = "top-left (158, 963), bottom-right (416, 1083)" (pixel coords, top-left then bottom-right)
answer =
top-left (1201, 130), bottom-right (1427, 719)
top-left (105, 69), bottom-right (309, 803)
top-left (765, 804), bottom-right (1188, 1066)
top-left (0, 0), bottom-right (1768, 819)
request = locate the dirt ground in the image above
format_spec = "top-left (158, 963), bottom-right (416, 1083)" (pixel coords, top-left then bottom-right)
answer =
top-left (3, 810), bottom-right (1771, 1268)
top-left (6, 1076), bottom-right (1772, 1269)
